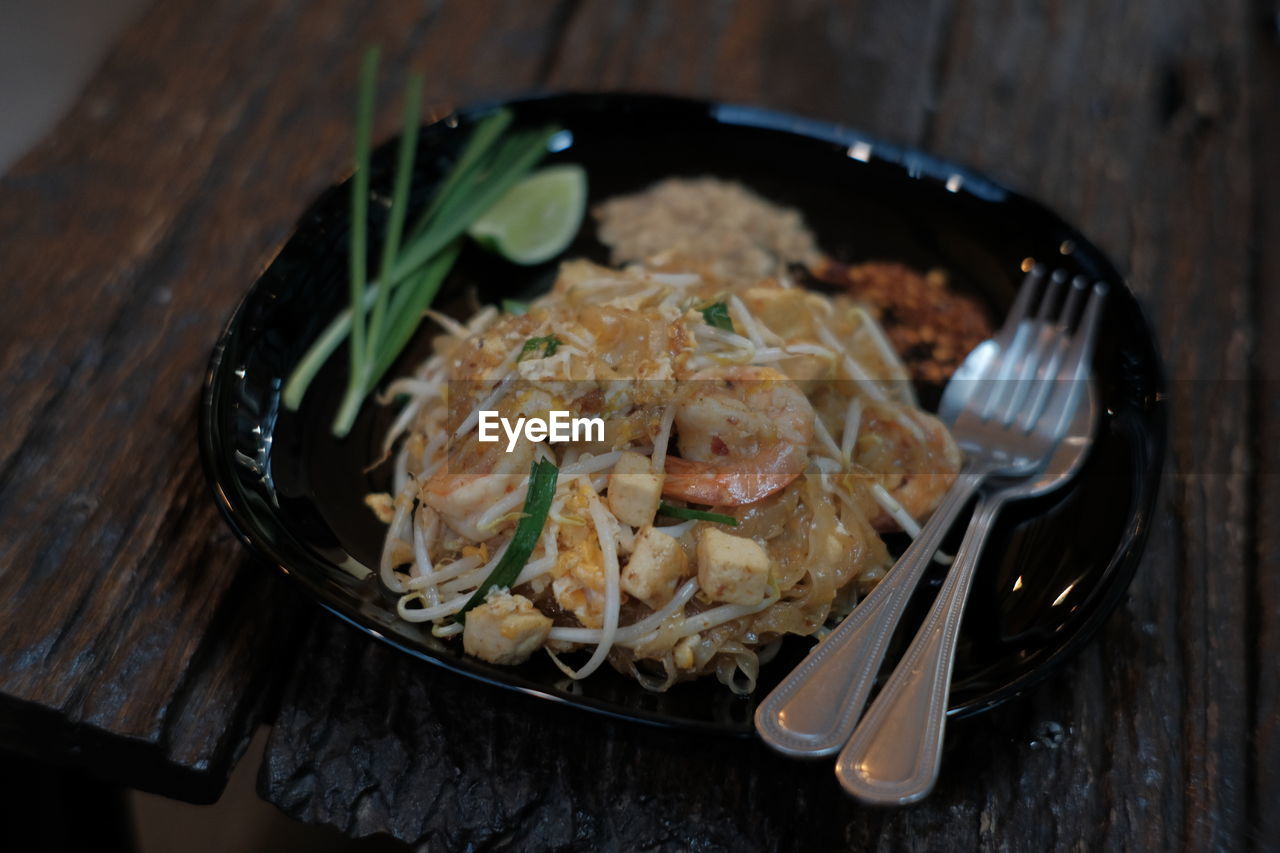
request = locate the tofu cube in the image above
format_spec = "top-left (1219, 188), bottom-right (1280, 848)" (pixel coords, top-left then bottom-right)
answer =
top-left (620, 527), bottom-right (688, 609)
top-left (607, 451), bottom-right (664, 528)
top-left (673, 635), bottom-right (698, 670)
top-left (696, 528), bottom-right (771, 605)
top-left (462, 592), bottom-right (552, 665)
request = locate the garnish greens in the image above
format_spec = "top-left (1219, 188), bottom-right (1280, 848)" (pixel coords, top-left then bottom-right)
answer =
top-left (657, 502), bottom-right (739, 526)
top-left (700, 301), bottom-right (735, 333)
top-left (467, 163), bottom-right (587, 265)
top-left (518, 334), bottom-right (562, 362)
top-left (456, 459), bottom-right (560, 620)
top-left (502, 299), bottom-right (530, 315)
top-left (281, 46), bottom-right (563, 436)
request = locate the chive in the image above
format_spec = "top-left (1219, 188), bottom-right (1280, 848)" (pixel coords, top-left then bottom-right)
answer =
top-left (421, 129), bottom-right (544, 229)
top-left (329, 125), bottom-right (558, 434)
top-left (517, 334), bottom-right (561, 362)
top-left (700, 301), bottom-right (735, 333)
top-left (365, 72), bottom-right (423, 367)
top-left (332, 60), bottom-right (421, 436)
top-left (657, 502), bottom-right (739, 526)
top-left (502, 299), bottom-right (530, 315)
top-left (457, 459), bottom-right (559, 620)
top-left (284, 123), bottom-right (558, 415)
top-left (408, 108), bottom-right (513, 238)
top-left (282, 300), bottom-right (360, 410)
top-left (347, 47), bottom-right (379, 401)
top-left (334, 71), bottom-right (424, 435)
top-left (388, 126), bottom-right (558, 280)
top-left (282, 56), bottom-right (567, 433)
top-left (367, 240), bottom-right (462, 389)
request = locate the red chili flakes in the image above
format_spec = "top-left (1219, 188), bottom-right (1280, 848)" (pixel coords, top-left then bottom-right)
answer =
top-left (810, 259), bottom-right (993, 385)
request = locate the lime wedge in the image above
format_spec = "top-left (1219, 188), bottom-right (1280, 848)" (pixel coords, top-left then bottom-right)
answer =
top-left (467, 164), bottom-right (587, 265)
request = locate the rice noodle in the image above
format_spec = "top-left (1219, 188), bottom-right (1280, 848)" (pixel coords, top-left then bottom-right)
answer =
top-left (465, 305), bottom-right (500, 336)
top-left (411, 505), bottom-right (440, 602)
top-left (452, 374), bottom-right (515, 441)
top-left (749, 343), bottom-right (835, 364)
top-left (415, 431), bottom-right (449, 480)
top-left (368, 180), bottom-right (963, 692)
top-left (693, 323), bottom-right (755, 352)
top-left (814, 323), bottom-right (890, 403)
top-left (715, 644), bottom-right (760, 694)
top-left (811, 416), bottom-right (843, 462)
top-left (398, 555), bottom-right (556, 624)
top-left (407, 552), bottom-right (484, 589)
top-left (381, 377), bottom-right (442, 401)
top-left (562, 450), bottom-right (625, 478)
top-left (392, 444), bottom-right (410, 496)
top-left (558, 327), bottom-right (595, 351)
top-left (653, 518), bottom-right (697, 539)
top-left (727, 294), bottom-right (767, 348)
top-left (548, 578), bottom-right (700, 645)
top-left (474, 480), bottom-right (533, 534)
top-left (870, 482), bottom-right (922, 538)
top-left (378, 484), bottom-right (415, 593)
top-left (553, 493), bottom-right (623, 679)
top-left (850, 306), bottom-right (915, 401)
top-left (423, 309), bottom-right (471, 338)
top-left (840, 396), bottom-right (863, 462)
top-left (647, 271), bottom-right (701, 285)
top-left (659, 590), bottom-right (780, 640)
top-left (396, 590), bottom-right (471, 622)
top-left (650, 406), bottom-right (675, 474)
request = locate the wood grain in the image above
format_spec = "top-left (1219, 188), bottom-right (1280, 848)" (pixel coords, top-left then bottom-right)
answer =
top-left (1250, 3), bottom-right (1280, 848)
top-left (0, 0), bottom-right (574, 801)
top-left (254, 0), bottom-right (1271, 850)
top-left (0, 0), bottom-right (1273, 846)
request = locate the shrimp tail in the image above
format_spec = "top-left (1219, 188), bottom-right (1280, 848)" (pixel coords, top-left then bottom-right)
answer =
top-left (662, 444), bottom-right (805, 506)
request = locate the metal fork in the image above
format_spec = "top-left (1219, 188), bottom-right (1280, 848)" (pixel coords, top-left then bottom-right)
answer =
top-left (755, 267), bottom-right (1107, 759)
top-left (835, 275), bottom-right (1106, 803)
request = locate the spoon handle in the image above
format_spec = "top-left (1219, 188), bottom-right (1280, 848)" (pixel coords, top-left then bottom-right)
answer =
top-left (754, 471), bottom-right (983, 757)
top-left (834, 493), bottom-right (1005, 803)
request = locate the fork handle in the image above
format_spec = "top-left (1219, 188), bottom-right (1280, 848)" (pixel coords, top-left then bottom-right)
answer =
top-left (834, 492), bottom-right (1005, 803)
top-left (754, 470), bottom-right (984, 757)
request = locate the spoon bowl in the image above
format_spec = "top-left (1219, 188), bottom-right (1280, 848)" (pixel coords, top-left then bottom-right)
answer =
top-left (938, 337), bottom-right (1099, 504)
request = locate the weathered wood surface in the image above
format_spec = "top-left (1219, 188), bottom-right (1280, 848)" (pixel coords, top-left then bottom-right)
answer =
top-left (0, 0), bottom-right (587, 805)
top-left (1251, 6), bottom-right (1280, 848)
top-left (0, 0), bottom-right (1274, 847)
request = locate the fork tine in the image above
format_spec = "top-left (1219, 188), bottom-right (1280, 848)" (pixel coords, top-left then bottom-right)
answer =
top-left (1035, 282), bottom-right (1108, 438)
top-left (996, 270), bottom-right (1069, 424)
top-left (1018, 275), bottom-right (1090, 430)
top-left (994, 265), bottom-right (1045, 347)
top-left (973, 266), bottom-right (1048, 419)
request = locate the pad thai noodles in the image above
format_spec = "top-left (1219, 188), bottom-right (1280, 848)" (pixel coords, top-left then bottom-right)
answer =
top-left (369, 178), bottom-right (962, 693)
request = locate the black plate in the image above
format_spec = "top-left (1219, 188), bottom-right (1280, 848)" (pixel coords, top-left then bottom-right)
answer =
top-left (200, 93), bottom-right (1165, 734)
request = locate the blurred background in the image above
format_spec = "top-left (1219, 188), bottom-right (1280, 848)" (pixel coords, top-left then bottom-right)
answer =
top-left (0, 1), bottom-right (148, 173)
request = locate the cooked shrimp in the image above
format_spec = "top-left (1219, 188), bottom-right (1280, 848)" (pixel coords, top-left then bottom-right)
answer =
top-left (856, 404), bottom-right (960, 531)
top-left (420, 434), bottom-right (536, 541)
top-left (663, 365), bottom-right (815, 506)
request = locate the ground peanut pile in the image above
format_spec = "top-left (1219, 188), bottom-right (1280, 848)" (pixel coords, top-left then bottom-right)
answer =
top-left (594, 177), bottom-right (993, 386)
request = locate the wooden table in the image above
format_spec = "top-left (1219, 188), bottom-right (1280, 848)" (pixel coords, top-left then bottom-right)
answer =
top-left (1, 1), bottom-right (1276, 849)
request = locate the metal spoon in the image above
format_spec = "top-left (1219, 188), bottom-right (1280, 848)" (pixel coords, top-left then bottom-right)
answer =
top-left (755, 329), bottom-right (1095, 758)
top-left (833, 363), bottom-right (1098, 804)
